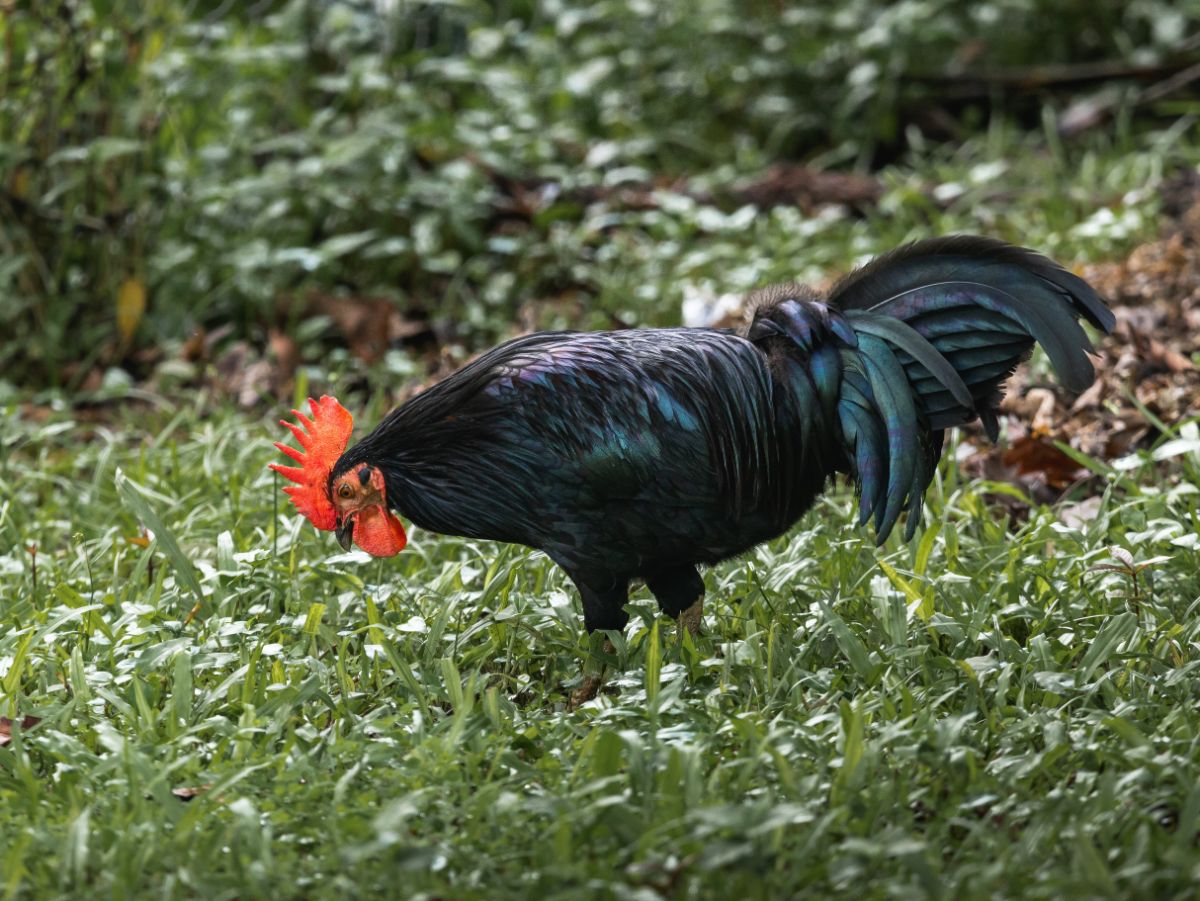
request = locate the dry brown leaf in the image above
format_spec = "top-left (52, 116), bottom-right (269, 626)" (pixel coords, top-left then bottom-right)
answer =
top-left (1146, 336), bottom-right (1195, 374)
top-left (1026, 388), bottom-right (1058, 433)
top-left (0, 716), bottom-right (42, 747)
top-left (1070, 378), bottom-right (1104, 413)
top-left (212, 342), bottom-right (283, 407)
top-left (726, 163), bottom-right (884, 213)
top-left (171, 784), bottom-right (213, 801)
top-left (274, 292), bottom-right (437, 368)
top-left (267, 328), bottom-right (299, 393)
top-left (314, 294), bottom-right (392, 363)
top-left (18, 403), bottom-right (54, 423)
top-left (181, 327), bottom-right (207, 362)
top-left (1001, 434), bottom-right (1088, 490)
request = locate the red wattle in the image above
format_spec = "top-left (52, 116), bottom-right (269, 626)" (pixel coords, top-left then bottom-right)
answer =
top-left (353, 505), bottom-right (408, 557)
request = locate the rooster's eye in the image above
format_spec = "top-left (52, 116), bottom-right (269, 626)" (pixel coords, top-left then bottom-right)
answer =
top-left (338, 483), bottom-right (353, 500)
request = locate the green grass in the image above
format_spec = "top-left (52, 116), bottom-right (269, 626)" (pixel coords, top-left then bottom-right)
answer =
top-left (2, 392), bottom-right (1200, 899)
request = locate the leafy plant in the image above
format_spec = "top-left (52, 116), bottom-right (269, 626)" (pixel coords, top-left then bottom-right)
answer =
top-left (3, 0), bottom-right (1197, 387)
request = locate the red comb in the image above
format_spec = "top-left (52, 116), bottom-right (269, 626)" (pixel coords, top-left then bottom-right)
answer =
top-left (269, 396), bottom-right (353, 531)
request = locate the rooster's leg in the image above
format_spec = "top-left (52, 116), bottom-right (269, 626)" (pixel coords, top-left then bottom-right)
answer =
top-left (645, 565), bottom-right (706, 637)
top-left (568, 575), bottom-right (630, 709)
top-left (571, 635), bottom-right (617, 709)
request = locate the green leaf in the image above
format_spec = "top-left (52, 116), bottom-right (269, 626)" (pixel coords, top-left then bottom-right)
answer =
top-left (589, 729), bottom-right (625, 779)
top-left (172, 650), bottom-right (193, 728)
top-left (819, 601), bottom-right (876, 681)
top-left (366, 596), bottom-right (386, 648)
top-left (878, 559), bottom-right (932, 621)
top-left (645, 620), bottom-right (662, 704)
top-left (90, 137), bottom-right (143, 163)
top-left (1072, 834), bottom-right (1116, 893)
top-left (441, 657), bottom-right (465, 711)
top-left (833, 699), bottom-right (866, 804)
top-left (1102, 715), bottom-right (1150, 748)
top-left (302, 603), bottom-right (327, 635)
top-left (1077, 612), bottom-right (1137, 682)
top-left (318, 231), bottom-right (377, 261)
top-left (115, 470), bottom-right (204, 602)
top-left (840, 700), bottom-right (865, 779)
top-left (2, 631), bottom-right (34, 702)
top-left (913, 521), bottom-right (939, 577)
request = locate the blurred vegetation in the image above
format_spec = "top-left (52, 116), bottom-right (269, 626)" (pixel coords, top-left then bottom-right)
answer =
top-left (1, 0), bottom-right (1198, 389)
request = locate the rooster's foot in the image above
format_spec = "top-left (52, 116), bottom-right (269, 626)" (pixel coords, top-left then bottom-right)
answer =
top-left (677, 597), bottom-right (704, 637)
top-left (568, 638), bottom-right (617, 709)
top-left (569, 674), bottom-right (603, 709)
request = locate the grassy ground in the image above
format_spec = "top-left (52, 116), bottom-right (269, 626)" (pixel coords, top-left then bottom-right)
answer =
top-left (3, 135), bottom-right (1200, 899)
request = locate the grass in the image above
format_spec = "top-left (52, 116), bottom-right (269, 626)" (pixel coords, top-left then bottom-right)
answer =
top-left (3, 129), bottom-right (1200, 897)
top-left (2, 390), bottom-right (1200, 899)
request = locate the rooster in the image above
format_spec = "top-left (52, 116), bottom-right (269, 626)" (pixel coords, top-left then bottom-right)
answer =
top-left (272, 237), bottom-right (1112, 701)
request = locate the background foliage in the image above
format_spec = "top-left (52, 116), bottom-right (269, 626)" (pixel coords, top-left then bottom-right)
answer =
top-left (2, 0), bottom-right (1197, 387)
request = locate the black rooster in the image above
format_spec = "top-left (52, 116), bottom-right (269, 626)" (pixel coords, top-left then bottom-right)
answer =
top-left (274, 237), bottom-right (1112, 696)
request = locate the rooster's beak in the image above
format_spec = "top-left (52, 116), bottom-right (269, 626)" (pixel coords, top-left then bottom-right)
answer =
top-left (335, 516), bottom-right (355, 551)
